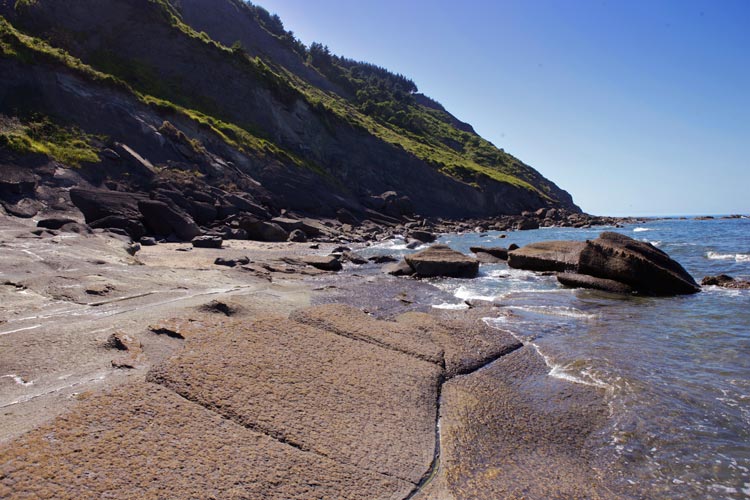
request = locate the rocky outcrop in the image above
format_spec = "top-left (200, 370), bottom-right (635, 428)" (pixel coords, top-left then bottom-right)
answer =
top-left (405, 244), bottom-right (479, 278)
top-left (511, 233), bottom-right (699, 296)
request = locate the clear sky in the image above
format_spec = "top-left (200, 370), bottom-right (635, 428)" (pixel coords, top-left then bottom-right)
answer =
top-left (260, 0), bottom-right (749, 216)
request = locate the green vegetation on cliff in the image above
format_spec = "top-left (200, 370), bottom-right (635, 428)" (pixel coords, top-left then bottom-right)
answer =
top-left (0, 115), bottom-right (101, 166)
top-left (0, 0), bottom-right (578, 215)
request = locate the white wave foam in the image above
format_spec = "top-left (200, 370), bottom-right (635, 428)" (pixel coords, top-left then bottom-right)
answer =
top-left (432, 302), bottom-right (470, 310)
top-left (633, 227), bottom-right (651, 232)
top-left (706, 251), bottom-right (750, 262)
top-left (482, 318), bottom-right (612, 390)
top-left (454, 286), bottom-right (496, 302)
top-left (504, 305), bottom-right (598, 320)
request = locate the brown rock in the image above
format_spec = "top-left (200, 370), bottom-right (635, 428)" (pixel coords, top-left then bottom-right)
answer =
top-left (404, 244), bottom-right (479, 278)
top-left (0, 383), bottom-right (411, 499)
top-left (508, 241), bottom-right (585, 272)
top-left (579, 232), bottom-right (700, 295)
top-left (291, 304), bottom-right (443, 364)
top-left (419, 347), bottom-right (611, 500)
top-left (469, 246), bottom-right (509, 263)
top-left (557, 272), bottom-right (634, 294)
top-left (147, 314), bottom-right (441, 484)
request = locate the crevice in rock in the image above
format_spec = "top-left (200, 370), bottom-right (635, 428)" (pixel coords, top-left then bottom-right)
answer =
top-left (144, 380), bottom-right (419, 485)
top-left (401, 340), bottom-right (524, 499)
top-left (291, 317), bottom-right (444, 368)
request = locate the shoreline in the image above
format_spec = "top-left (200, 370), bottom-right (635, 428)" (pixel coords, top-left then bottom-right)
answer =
top-left (1, 213), bottom-right (626, 498)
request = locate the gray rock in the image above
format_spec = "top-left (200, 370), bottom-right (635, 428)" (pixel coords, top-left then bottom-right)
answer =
top-left (288, 229), bottom-right (307, 242)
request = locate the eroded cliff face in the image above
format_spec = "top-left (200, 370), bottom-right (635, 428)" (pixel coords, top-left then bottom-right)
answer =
top-left (0, 0), bottom-right (580, 220)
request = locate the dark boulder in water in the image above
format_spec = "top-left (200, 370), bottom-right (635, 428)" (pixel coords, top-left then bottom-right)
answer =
top-left (578, 232), bottom-right (699, 296)
top-left (510, 232), bottom-right (699, 296)
top-left (701, 275), bottom-right (750, 290)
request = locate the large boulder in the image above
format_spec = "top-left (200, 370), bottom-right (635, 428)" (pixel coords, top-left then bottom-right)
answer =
top-left (70, 188), bottom-right (147, 223)
top-left (578, 232), bottom-right (699, 295)
top-left (138, 200), bottom-right (201, 241)
top-left (508, 241), bottom-right (585, 272)
top-left (239, 217), bottom-right (288, 242)
top-left (404, 244), bottom-right (479, 278)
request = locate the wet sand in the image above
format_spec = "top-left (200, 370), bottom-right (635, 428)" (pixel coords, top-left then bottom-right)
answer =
top-left (0, 215), bottom-right (624, 499)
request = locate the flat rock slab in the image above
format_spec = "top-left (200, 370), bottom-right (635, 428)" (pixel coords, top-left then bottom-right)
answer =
top-left (0, 382), bottom-right (411, 500)
top-left (508, 240), bottom-right (585, 272)
top-left (395, 310), bottom-right (522, 377)
top-left (147, 314), bottom-right (441, 484)
top-left (418, 346), bottom-right (614, 500)
top-left (291, 303), bottom-right (444, 364)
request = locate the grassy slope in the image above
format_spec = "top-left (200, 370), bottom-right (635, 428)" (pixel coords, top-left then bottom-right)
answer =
top-left (4, 0), bottom-right (554, 200)
top-left (0, 13), bottom-right (316, 173)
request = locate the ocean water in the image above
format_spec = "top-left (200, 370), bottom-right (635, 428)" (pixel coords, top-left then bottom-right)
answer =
top-left (370, 217), bottom-right (750, 499)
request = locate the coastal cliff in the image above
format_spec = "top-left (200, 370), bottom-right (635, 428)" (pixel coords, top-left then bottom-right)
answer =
top-left (0, 0), bottom-right (579, 224)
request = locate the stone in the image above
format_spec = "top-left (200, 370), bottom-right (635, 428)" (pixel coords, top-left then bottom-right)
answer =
top-left (409, 230), bottom-right (437, 243)
top-left (288, 229), bottom-right (307, 242)
top-left (515, 217), bottom-right (540, 230)
top-left (470, 246), bottom-right (508, 263)
top-left (405, 244), bottom-right (479, 278)
top-left (508, 241), bottom-right (585, 272)
top-left (303, 255), bottom-right (342, 271)
top-left (139, 200), bottom-right (201, 241)
top-left (336, 208), bottom-right (359, 225)
top-left (701, 274), bottom-right (750, 289)
top-left (2, 198), bottom-right (40, 218)
top-left (383, 259), bottom-right (415, 276)
top-left (139, 236), bottom-right (157, 246)
top-left (239, 218), bottom-right (289, 242)
top-left (191, 235), bottom-right (223, 249)
top-left (578, 232), bottom-right (699, 295)
top-left (37, 217), bottom-right (76, 230)
top-left (369, 255), bottom-right (398, 264)
top-left (70, 188), bottom-right (147, 224)
top-left (0, 383), bottom-right (411, 499)
top-left (147, 314), bottom-right (440, 484)
top-left (557, 272), bottom-right (634, 294)
top-left (89, 215), bottom-right (146, 240)
top-left (340, 251), bottom-right (366, 265)
top-left (419, 347), bottom-right (611, 500)
top-left (214, 256), bottom-right (250, 267)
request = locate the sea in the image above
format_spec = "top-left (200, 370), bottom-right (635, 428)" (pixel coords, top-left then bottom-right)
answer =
top-left (367, 216), bottom-right (750, 499)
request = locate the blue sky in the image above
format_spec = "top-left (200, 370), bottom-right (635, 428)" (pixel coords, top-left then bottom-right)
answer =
top-left (260, 0), bottom-right (749, 215)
